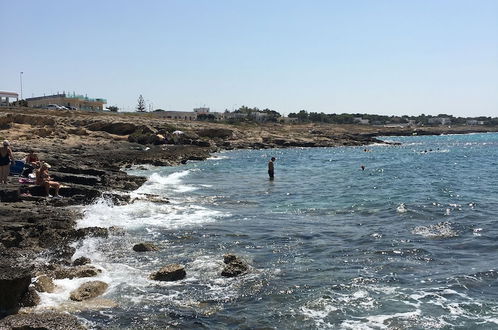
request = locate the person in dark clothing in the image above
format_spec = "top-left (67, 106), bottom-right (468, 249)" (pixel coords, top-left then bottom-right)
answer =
top-left (0, 140), bottom-right (14, 184)
top-left (268, 157), bottom-right (276, 180)
top-left (22, 150), bottom-right (40, 177)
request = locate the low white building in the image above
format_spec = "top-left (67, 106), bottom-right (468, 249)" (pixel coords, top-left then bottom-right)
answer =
top-left (354, 117), bottom-right (370, 125)
top-left (0, 91), bottom-right (19, 106)
top-left (428, 117), bottom-right (451, 125)
top-left (154, 111), bottom-right (197, 120)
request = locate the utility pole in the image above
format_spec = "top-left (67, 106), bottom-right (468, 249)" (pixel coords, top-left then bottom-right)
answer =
top-left (20, 72), bottom-right (23, 100)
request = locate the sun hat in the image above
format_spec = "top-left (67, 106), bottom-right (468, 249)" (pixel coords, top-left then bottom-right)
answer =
top-left (3, 140), bottom-right (9, 146)
top-left (42, 162), bottom-right (51, 168)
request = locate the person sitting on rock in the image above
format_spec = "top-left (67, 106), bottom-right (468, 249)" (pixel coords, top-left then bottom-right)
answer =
top-left (0, 140), bottom-right (14, 184)
top-left (22, 150), bottom-right (40, 177)
top-left (35, 162), bottom-right (61, 198)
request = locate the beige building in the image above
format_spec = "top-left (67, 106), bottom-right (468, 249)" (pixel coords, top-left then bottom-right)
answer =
top-left (26, 93), bottom-right (106, 111)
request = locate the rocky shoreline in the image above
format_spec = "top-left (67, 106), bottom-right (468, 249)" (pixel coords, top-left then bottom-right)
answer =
top-left (0, 107), bottom-right (497, 328)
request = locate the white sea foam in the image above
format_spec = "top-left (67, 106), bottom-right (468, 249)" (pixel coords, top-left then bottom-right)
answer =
top-left (396, 203), bottom-right (407, 213)
top-left (137, 170), bottom-right (197, 194)
top-left (207, 155), bottom-right (229, 160)
top-left (78, 198), bottom-right (225, 230)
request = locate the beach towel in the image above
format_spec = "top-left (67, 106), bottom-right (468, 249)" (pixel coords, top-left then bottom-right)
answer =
top-left (10, 160), bottom-right (25, 176)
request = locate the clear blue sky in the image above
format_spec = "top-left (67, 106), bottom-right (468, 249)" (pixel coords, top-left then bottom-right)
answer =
top-left (1, 0), bottom-right (497, 116)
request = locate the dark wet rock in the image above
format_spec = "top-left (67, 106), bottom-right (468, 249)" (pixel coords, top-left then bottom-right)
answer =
top-left (50, 172), bottom-right (101, 186)
top-left (70, 280), bottom-right (109, 301)
top-left (0, 263), bottom-right (32, 315)
top-left (133, 242), bottom-right (159, 252)
top-left (0, 184), bottom-right (20, 203)
top-left (0, 311), bottom-right (86, 330)
top-left (0, 230), bottom-right (23, 248)
top-left (221, 254), bottom-right (249, 278)
top-left (73, 256), bottom-right (91, 266)
top-left (192, 139), bottom-right (212, 147)
top-left (150, 264), bottom-right (186, 281)
top-left (20, 286), bottom-right (41, 307)
top-left (52, 265), bottom-right (102, 279)
top-left (72, 227), bottom-right (109, 239)
top-left (196, 128), bottom-right (233, 139)
top-left (34, 275), bottom-right (55, 293)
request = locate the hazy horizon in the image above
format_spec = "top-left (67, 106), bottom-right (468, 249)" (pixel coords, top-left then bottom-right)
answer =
top-left (1, 0), bottom-right (497, 116)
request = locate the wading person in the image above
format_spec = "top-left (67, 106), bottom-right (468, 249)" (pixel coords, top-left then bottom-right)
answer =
top-left (268, 157), bottom-right (276, 180)
top-left (0, 140), bottom-right (14, 184)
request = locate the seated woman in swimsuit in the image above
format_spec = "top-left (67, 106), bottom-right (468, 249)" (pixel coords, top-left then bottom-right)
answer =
top-left (35, 162), bottom-right (61, 198)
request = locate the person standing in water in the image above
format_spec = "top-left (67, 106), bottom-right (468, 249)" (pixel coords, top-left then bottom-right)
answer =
top-left (268, 157), bottom-right (276, 180)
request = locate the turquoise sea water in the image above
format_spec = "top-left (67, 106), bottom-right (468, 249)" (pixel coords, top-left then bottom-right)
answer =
top-left (47, 133), bottom-right (498, 329)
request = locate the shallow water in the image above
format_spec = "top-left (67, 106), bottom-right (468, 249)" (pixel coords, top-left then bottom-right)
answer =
top-left (38, 133), bottom-right (498, 329)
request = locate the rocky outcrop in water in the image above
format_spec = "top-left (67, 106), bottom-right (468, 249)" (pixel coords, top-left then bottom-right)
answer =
top-left (133, 242), bottom-right (159, 252)
top-left (221, 254), bottom-right (249, 278)
top-left (0, 312), bottom-right (86, 329)
top-left (50, 265), bottom-right (102, 280)
top-left (150, 264), bottom-right (186, 281)
top-left (70, 281), bottom-right (109, 301)
top-left (34, 275), bottom-right (55, 293)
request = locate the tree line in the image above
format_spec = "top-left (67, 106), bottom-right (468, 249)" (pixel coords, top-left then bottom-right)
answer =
top-left (287, 110), bottom-right (498, 126)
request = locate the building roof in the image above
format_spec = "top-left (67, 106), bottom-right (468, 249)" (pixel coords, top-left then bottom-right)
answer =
top-left (26, 93), bottom-right (106, 103)
top-left (0, 91), bottom-right (19, 98)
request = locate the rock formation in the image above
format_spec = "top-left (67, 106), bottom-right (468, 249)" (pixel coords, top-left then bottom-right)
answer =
top-left (69, 281), bottom-right (109, 301)
top-left (150, 264), bottom-right (186, 281)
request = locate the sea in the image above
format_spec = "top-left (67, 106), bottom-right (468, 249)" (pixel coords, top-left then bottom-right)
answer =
top-left (35, 133), bottom-right (498, 329)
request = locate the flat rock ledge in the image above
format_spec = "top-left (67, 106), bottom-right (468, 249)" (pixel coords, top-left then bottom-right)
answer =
top-left (221, 254), bottom-right (249, 278)
top-left (0, 311), bottom-right (86, 330)
top-left (51, 265), bottom-right (102, 280)
top-left (70, 281), bottom-right (109, 302)
top-left (150, 264), bottom-right (186, 281)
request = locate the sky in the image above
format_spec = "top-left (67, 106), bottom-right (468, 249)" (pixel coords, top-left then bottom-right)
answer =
top-left (1, 0), bottom-right (497, 116)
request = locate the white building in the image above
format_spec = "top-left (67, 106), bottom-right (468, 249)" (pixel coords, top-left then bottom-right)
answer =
top-left (0, 91), bottom-right (19, 106)
top-left (354, 117), bottom-right (370, 125)
top-left (428, 117), bottom-right (451, 125)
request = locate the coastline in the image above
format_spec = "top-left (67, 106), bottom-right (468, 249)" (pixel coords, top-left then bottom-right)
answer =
top-left (1, 106), bottom-right (497, 327)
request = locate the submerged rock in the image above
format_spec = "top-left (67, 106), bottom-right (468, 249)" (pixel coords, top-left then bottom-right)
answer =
top-left (150, 264), bottom-right (186, 281)
top-left (221, 254), bottom-right (249, 278)
top-left (133, 243), bottom-right (159, 252)
top-left (34, 275), bottom-right (55, 293)
top-left (70, 281), bottom-right (109, 301)
top-left (0, 312), bottom-right (86, 330)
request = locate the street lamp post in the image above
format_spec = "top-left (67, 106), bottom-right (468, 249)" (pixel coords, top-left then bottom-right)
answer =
top-left (20, 71), bottom-right (23, 101)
